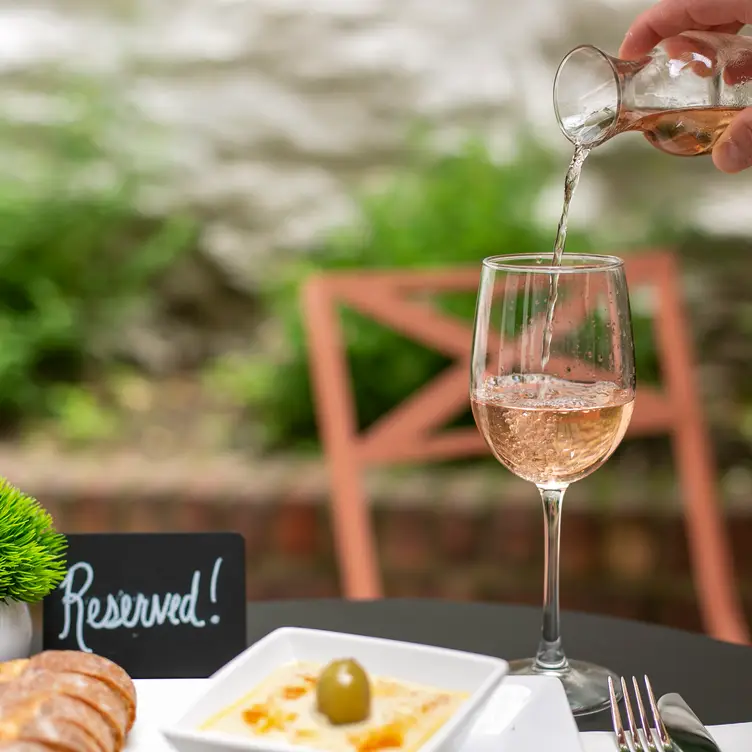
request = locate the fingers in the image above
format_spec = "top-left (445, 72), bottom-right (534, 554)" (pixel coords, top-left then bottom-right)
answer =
top-left (713, 108), bottom-right (752, 172)
top-left (723, 46), bottom-right (752, 84)
top-left (659, 30), bottom-right (752, 80)
top-left (619, 0), bottom-right (751, 59)
top-left (661, 32), bottom-right (718, 77)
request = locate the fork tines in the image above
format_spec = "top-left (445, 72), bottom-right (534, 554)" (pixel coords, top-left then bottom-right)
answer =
top-left (608, 675), bottom-right (672, 752)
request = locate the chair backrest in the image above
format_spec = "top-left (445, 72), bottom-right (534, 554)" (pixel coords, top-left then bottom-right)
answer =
top-left (301, 250), bottom-right (749, 644)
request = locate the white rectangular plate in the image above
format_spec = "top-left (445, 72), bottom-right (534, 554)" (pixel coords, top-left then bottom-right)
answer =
top-left (160, 627), bottom-right (508, 752)
top-left (126, 674), bottom-right (584, 752)
top-left (461, 674), bottom-right (584, 752)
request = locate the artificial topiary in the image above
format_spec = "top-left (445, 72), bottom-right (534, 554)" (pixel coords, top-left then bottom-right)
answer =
top-left (0, 478), bottom-right (67, 603)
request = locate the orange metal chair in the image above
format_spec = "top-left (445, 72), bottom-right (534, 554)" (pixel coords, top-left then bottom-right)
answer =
top-left (301, 250), bottom-right (749, 644)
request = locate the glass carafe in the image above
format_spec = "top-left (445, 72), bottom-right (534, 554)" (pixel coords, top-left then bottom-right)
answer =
top-left (554, 31), bottom-right (752, 154)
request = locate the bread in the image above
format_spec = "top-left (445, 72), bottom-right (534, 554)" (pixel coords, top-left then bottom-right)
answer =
top-left (0, 662), bottom-right (29, 684)
top-left (29, 653), bottom-right (136, 730)
top-left (0, 695), bottom-right (103, 752)
top-left (0, 652), bottom-right (136, 752)
top-left (12, 670), bottom-right (128, 746)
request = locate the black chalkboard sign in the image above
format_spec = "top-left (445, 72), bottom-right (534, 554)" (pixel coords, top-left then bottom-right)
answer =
top-left (43, 532), bottom-right (247, 679)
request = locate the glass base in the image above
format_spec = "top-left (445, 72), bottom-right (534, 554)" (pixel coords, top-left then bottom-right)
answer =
top-left (509, 657), bottom-right (622, 716)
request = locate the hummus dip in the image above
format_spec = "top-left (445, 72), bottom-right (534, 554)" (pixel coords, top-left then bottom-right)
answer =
top-left (200, 660), bottom-right (467, 752)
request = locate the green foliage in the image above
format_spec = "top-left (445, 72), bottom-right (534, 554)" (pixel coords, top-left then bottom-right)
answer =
top-left (227, 132), bottom-right (663, 451)
top-left (203, 353), bottom-right (275, 408)
top-left (0, 478), bottom-right (67, 603)
top-left (0, 77), bottom-right (196, 428)
top-left (47, 385), bottom-right (120, 446)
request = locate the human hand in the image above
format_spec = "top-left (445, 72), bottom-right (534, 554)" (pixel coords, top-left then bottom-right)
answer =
top-left (620, 0), bottom-right (752, 172)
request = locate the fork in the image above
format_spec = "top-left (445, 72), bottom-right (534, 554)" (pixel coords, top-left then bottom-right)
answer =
top-left (608, 675), bottom-right (674, 752)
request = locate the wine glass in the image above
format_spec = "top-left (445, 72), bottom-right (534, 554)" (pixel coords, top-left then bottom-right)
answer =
top-left (470, 253), bottom-right (636, 716)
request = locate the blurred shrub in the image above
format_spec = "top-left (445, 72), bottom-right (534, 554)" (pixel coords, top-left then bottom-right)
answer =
top-left (212, 133), bottom-right (662, 452)
top-left (0, 78), bottom-right (196, 429)
top-left (45, 384), bottom-right (121, 446)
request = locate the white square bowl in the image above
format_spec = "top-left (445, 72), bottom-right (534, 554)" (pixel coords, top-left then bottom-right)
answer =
top-left (161, 627), bottom-right (509, 752)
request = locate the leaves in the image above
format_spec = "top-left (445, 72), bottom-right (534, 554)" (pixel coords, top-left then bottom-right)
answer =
top-left (229, 133), bottom-right (592, 450)
top-left (229, 130), bottom-right (669, 452)
top-left (0, 75), bottom-right (196, 427)
top-left (0, 479), bottom-right (67, 603)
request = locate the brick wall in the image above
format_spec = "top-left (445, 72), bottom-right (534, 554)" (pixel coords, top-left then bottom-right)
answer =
top-left (37, 489), bottom-right (752, 635)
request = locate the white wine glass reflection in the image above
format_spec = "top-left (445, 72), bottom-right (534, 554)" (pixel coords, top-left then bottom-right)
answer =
top-left (470, 253), bottom-right (636, 716)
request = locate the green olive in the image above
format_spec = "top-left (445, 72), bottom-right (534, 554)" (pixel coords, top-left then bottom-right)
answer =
top-left (316, 658), bottom-right (372, 725)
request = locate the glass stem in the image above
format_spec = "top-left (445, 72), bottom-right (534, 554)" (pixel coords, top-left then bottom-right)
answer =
top-left (534, 485), bottom-right (569, 672)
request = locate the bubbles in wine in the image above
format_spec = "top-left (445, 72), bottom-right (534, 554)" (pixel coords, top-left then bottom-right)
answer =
top-left (471, 374), bottom-right (634, 486)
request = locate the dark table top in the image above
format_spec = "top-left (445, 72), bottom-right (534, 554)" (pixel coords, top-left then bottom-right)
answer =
top-left (244, 599), bottom-right (752, 732)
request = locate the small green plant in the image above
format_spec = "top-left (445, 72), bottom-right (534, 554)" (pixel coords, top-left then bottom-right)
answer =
top-left (0, 478), bottom-right (67, 602)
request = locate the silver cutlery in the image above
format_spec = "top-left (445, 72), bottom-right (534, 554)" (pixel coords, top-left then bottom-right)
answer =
top-left (656, 693), bottom-right (722, 752)
top-left (608, 675), bottom-right (672, 751)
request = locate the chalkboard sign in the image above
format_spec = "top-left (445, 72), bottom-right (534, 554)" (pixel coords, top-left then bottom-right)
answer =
top-left (43, 532), bottom-right (247, 679)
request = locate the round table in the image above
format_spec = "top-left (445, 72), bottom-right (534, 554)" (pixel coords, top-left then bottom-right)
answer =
top-left (245, 599), bottom-right (752, 732)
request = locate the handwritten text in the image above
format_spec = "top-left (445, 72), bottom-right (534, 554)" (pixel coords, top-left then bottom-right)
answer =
top-left (57, 558), bottom-right (224, 653)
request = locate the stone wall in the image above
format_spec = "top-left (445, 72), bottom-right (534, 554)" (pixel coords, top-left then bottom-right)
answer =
top-left (6, 0), bottom-right (750, 289)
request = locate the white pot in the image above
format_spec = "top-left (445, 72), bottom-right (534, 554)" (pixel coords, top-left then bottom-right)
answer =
top-left (0, 600), bottom-right (32, 661)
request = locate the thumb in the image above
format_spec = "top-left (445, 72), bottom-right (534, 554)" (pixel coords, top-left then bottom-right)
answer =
top-left (713, 108), bottom-right (752, 174)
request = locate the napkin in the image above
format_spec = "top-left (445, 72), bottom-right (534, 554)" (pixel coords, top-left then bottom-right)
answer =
top-left (581, 723), bottom-right (752, 752)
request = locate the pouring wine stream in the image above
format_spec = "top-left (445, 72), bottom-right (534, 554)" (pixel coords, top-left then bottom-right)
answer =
top-left (541, 99), bottom-right (733, 381)
top-left (540, 142), bottom-right (591, 380)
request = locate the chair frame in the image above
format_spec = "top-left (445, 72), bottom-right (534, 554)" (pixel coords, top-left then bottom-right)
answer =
top-left (301, 250), bottom-right (749, 644)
